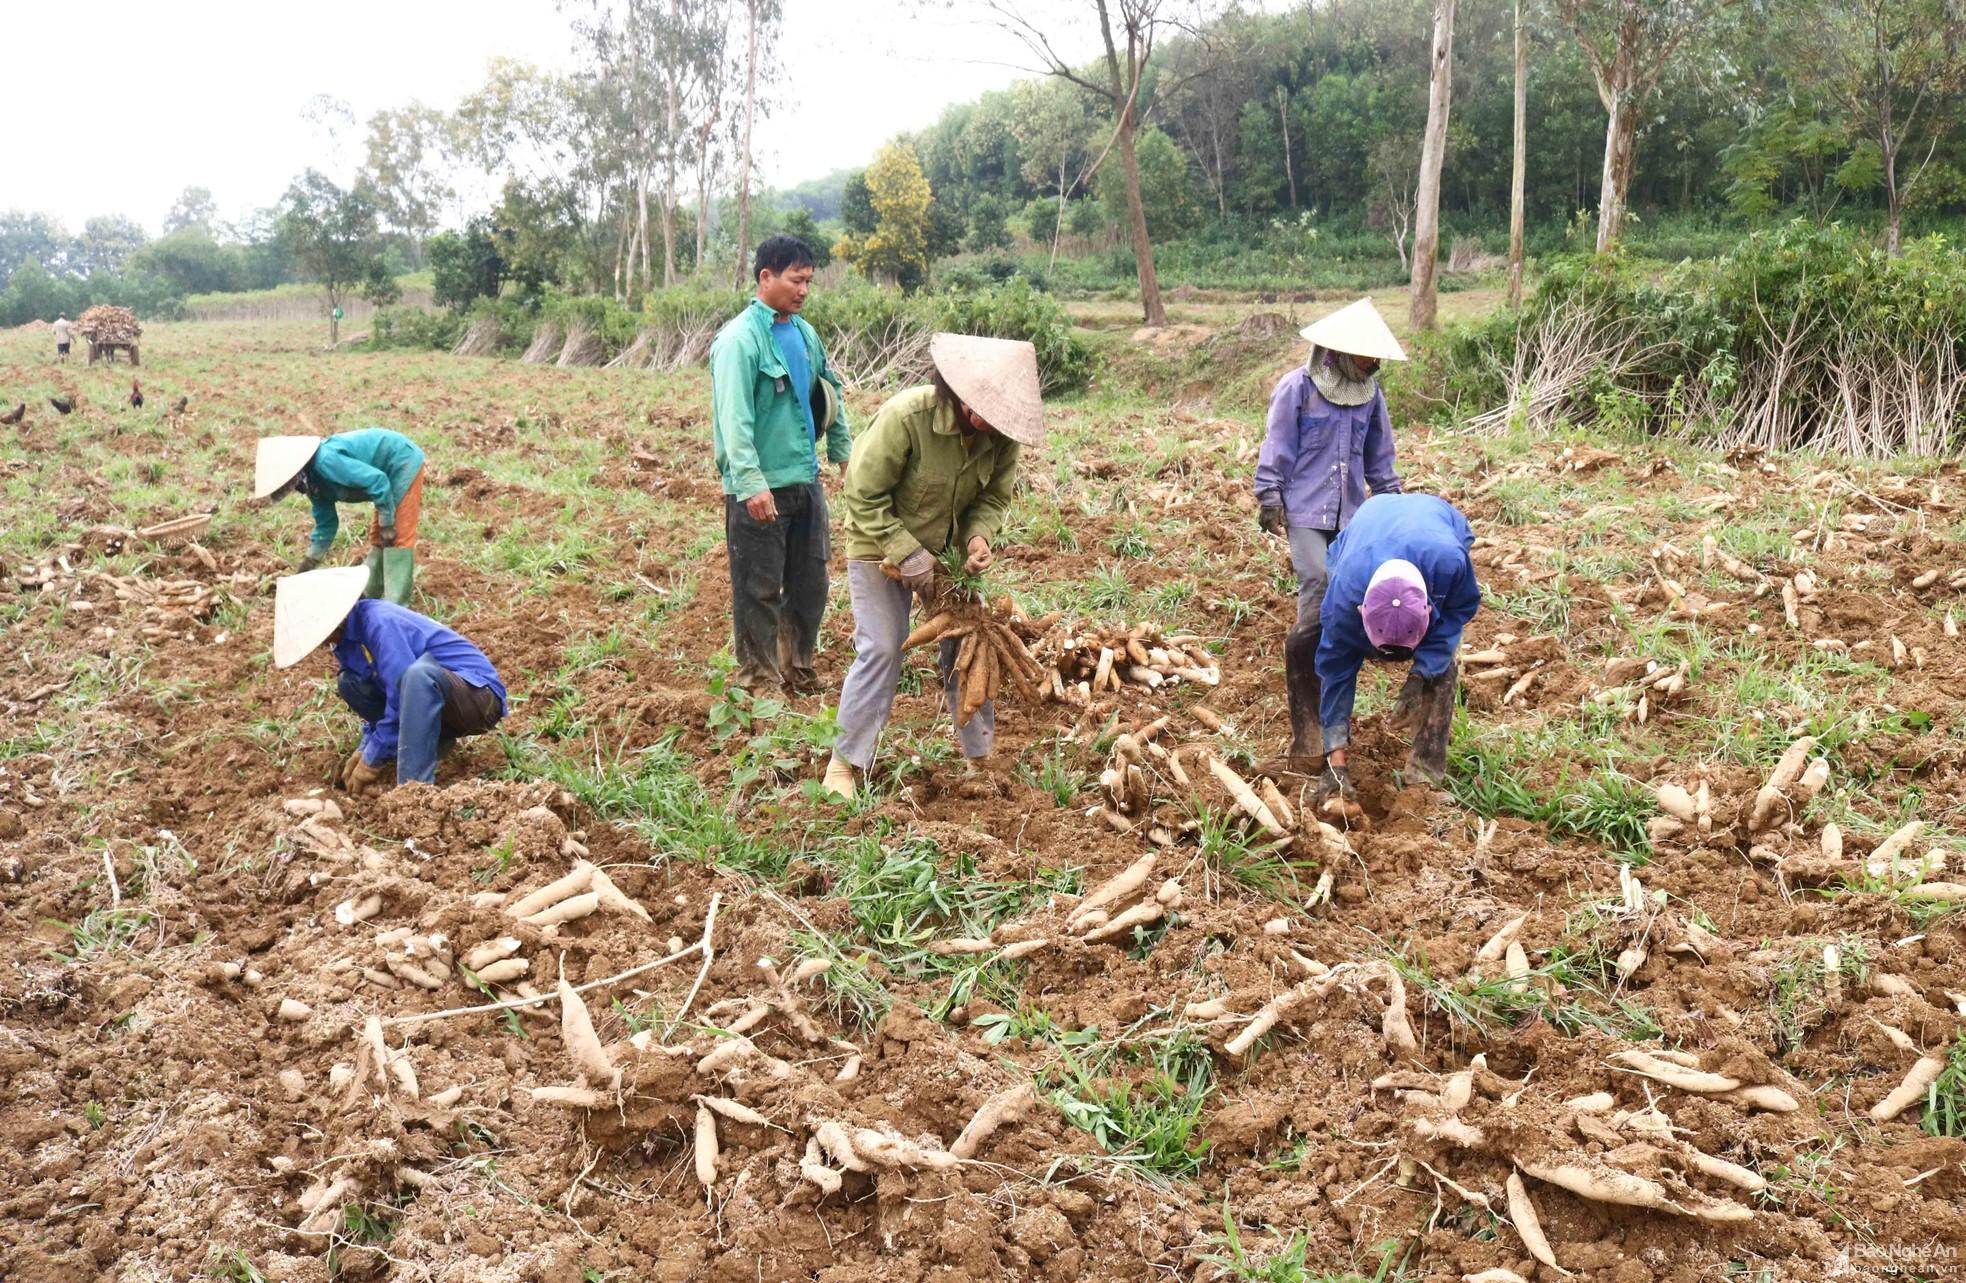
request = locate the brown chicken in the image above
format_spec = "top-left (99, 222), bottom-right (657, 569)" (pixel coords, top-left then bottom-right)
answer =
top-left (169, 394), bottom-right (188, 416)
top-left (0, 403), bottom-right (23, 425)
top-left (129, 379), bottom-right (143, 409)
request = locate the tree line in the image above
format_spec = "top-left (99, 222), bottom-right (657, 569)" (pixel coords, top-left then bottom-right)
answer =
top-left (855, 0), bottom-right (1966, 323)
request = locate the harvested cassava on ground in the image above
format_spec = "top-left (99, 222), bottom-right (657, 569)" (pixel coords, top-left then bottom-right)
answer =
top-left (1052, 623), bottom-right (1220, 699)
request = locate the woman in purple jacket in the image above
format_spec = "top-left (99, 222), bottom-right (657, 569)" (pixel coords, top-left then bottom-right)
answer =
top-left (1252, 298), bottom-right (1410, 774)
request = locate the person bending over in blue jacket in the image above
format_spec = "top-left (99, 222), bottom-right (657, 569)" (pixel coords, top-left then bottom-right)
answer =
top-left (1313, 493), bottom-right (1481, 812)
top-left (272, 567), bottom-right (507, 795)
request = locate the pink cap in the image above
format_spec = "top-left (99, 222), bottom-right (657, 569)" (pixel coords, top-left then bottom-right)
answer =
top-left (1361, 560), bottom-right (1430, 650)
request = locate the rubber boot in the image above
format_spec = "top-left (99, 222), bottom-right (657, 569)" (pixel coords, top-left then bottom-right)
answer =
top-left (381, 547), bottom-right (415, 605)
top-left (1408, 666), bottom-right (1459, 783)
top-left (1391, 670), bottom-right (1426, 732)
top-left (362, 547), bottom-right (385, 599)
top-left (1283, 625), bottom-right (1324, 761)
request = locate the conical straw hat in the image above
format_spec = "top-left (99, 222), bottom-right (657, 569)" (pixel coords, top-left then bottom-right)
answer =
top-left (1298, 298), bottom-right (1408, 363)
top-left (929, 333), bottom-right (1045, 447)
top-left (254, 434), bottom-right (322, 500)
top-left (273, 566), bottom-right (367, 669)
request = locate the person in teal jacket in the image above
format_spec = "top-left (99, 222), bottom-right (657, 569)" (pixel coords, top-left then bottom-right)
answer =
top-left (709, 235), bottom-right (852, 693)
top-left (253, 427), bottom-right (427, 604)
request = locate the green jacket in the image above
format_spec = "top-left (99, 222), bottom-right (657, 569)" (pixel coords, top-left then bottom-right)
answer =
top-left (305, 427), bottom-right (424, 558)
top-left (710, 298), bottom-right (851, 499)
top-left (841, 385), bottom-right (1021, 564)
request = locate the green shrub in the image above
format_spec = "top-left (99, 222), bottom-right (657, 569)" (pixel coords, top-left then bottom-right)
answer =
top-left (365, 306), bottom-right (467, 351)
top-left (933, 277), bottom-right (1095, 394)
top-left (1420, 220), bottom-right (1966, 454)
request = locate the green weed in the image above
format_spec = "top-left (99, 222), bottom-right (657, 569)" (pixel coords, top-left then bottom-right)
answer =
top-left (1015, 736), bottom-right (1090, 807)
top-left (205, 1249), bottom-right (269, 1283)
top-left (1918, 1032), bottom-right (1966, 1139)
top-left (1048, 1027), bottom-right (1213, 1180)
top-left (1768, 937), bottom-right (1870, 1054)
top-left (46, 907), bottom-right (155, 961)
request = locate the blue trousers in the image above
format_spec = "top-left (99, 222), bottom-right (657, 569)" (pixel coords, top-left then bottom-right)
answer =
top-left (337, 656), bottom-right (501, 785)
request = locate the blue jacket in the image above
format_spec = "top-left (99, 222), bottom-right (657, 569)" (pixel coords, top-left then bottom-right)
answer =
top-left (305, 428), bottom-right (425, 558)
top-left (1253, 369), bottom-right (1401, 531)
top-left (1317, 494), bottom-right (1480, 745)
top-left (335, 600), bottom-right (506, 765)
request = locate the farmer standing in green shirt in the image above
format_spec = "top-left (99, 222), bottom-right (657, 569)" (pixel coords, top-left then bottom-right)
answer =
top-left (710, 235), bottom-right (852, 693)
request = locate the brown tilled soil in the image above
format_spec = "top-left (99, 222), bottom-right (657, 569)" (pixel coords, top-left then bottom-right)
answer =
top-left (3, 328), bottom-right (1965, 1283)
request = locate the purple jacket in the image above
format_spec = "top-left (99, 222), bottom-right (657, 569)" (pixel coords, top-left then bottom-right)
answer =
top-left (1253, 368), bottom-right (1402, 531)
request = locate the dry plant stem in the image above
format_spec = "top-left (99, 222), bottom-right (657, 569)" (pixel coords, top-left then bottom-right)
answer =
top-left (667, 891), bottom-right (725, 1038)
top-left (382, 891), bottom-right (721, 1029)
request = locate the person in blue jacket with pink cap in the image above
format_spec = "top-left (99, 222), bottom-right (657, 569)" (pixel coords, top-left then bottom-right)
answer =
top-left (1313, 492), bottom-right (1481, 811)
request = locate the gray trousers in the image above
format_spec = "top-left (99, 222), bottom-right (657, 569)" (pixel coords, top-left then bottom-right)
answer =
top-left (834, 559), bottom-right (994, 769)
top-left (1287, 526), bottom-right (1335, 636)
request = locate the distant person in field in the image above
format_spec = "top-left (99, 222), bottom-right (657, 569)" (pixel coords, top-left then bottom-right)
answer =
top-left (1312, 493), bottom-right (1481, 814)
top-left (820, 334), bottom-right (1043, 803)
top-left (272, 567), bottom-right (506, 796)
top-left (52, 313), bottom-right (72, 364)
top-left (710, 234), bottom-right (852, 695)
top-left (1252, 297), bottom-right (1408, 776)
top-left (253, 427), bottom-right (427, 605)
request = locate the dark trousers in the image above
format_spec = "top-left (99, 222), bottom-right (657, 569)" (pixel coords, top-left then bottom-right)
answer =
top-left (338, 657), bottom-right (503, 784)
top-left (725, 481), bottom-right (830, 690)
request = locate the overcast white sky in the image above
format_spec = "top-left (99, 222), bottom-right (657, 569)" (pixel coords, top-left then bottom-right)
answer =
top-left (0, 0), bottom-right (1058, 234)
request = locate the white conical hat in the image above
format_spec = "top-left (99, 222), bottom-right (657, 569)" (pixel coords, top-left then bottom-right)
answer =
top-left (273, 566), bottom-right (367, 669)
top-left (1298, 298), bottom-right (1408, 362)
top-left (254, 434), bottom-right (322, 499)
top-left (929, 333), bottom-right (1045, 447)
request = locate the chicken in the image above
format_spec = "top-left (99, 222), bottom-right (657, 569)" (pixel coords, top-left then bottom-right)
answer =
top-left (0, 403), bottom-right (23, 425)
top-left (169, 395), bottom-right (188, 416)
top-left (49, 395), bottom-right (74, 415)
top-left (129, 379), bottom-right (143, 409)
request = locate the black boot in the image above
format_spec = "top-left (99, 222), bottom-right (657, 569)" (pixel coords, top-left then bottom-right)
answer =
top-left (1283, 624), bottom-right (1324, 762)
top-left (1407, 666), bottom-right (1459, 782)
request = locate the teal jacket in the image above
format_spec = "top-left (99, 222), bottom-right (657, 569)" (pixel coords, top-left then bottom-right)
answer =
top-left (710, 298), bottom-right (851, 499)
top-left (305, 428), bottom-right (424, 558)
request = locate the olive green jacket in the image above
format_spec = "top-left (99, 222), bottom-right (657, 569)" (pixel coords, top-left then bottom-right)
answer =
top-left (840, 385), bottom-right (1021, 564)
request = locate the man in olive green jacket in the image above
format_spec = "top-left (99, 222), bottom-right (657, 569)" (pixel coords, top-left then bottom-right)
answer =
top-left (823, 333), bottom-right (1044, 801)
top-left (710, 235), bottom-right (852, 692)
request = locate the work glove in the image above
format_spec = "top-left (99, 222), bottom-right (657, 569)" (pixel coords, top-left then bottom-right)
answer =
top-left (341, 753), bottom-right (389, 796)
top-left (964, 535), bottom-right (993, 573)
top-left (897, 548), bottom-right (936, 595)
top-left (1258, 504), bottom-right (1286, 537)
top-left (297, 552), bottom-right (323, 573)
top-left (1312, 762), bottom-right (1356, 806)
top-left (377, 523), bottom-right (398, 548)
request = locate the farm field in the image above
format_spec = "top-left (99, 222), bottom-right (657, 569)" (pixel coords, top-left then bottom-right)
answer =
top-left (3, 312), bottom-right (1965, 1283)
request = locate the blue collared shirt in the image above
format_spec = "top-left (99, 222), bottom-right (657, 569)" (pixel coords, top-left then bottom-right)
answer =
top-left (1253, 369), bottom-right (1401, 531)
top-left (334, 600), bottom-right (507, 764)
